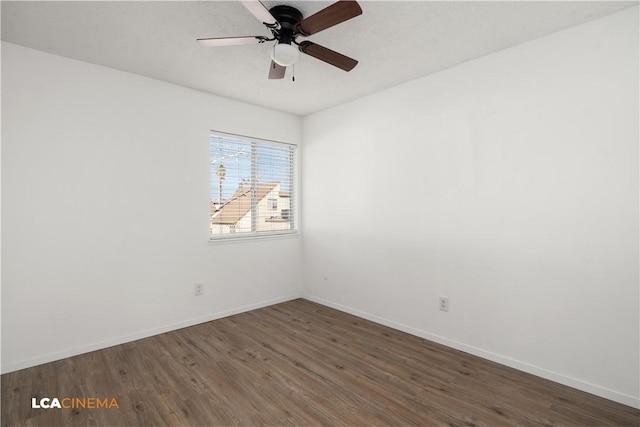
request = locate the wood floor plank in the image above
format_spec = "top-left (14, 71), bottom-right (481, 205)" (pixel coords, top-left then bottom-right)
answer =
top-left (2, 299), bottom-right (638, 426)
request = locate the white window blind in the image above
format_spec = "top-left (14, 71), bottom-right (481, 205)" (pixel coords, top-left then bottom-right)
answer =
top-left (209, 132), bottom-right (296, 239)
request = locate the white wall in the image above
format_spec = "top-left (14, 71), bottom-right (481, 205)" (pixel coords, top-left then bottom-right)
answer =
top-left (1, 42), bottom-right (302, 372)
top-left (302, 7), bottom-right (639, 408)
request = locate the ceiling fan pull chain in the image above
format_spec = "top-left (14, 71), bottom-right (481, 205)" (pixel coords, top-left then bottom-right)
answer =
top-left (292, 64), bottom-right (295, 82)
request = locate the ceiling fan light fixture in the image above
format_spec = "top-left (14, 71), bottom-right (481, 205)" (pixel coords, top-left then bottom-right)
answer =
top-left (271, 42), bottom-right (299, 67)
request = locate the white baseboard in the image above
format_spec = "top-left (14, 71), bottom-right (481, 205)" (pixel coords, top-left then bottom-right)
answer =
top-left (304, 294), bottom-right (640, 410)
top-left (4, 291), bottom-right (638, 410)
top-left (1, 293), bottom-right (302, 374)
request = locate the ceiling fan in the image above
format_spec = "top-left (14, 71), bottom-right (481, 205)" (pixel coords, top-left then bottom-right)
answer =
top-left (197, 0), bottom-right (362, 79)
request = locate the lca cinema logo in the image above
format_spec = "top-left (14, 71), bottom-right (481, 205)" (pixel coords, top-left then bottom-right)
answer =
top-left (31, 397), bottom-right (119, 409)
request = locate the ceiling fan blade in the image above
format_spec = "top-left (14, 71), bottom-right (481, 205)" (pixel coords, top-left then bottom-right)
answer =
top-left (268, 61), bottom-right (286, 79)
top-left (297, 1), bottom-right (362, 36)
top-left (298, 41), bottom-right (358, 71)
top-left (240, 0), bottom-right (278, 27)
top-left (197, 36), bottom-right (265, 47)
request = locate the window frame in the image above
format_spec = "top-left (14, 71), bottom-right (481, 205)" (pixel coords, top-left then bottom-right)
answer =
top-left (208, 130), bottom-right (299, 243)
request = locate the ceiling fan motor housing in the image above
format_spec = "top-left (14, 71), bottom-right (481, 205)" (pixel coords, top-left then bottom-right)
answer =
top-left (269, 5), bottom-right (303, 45)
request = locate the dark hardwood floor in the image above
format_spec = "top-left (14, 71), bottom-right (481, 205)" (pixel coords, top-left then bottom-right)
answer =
top-left (2, 299), bottom-right (639, 426)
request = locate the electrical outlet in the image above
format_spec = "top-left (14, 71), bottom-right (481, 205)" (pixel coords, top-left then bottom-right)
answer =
top-left (439, 296), bottom-right (449, 312)
top-left (194, 283), bottom-right (203, 296)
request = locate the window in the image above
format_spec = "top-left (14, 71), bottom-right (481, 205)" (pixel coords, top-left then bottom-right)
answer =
top-left (209, 131), bottom-right (296, 240)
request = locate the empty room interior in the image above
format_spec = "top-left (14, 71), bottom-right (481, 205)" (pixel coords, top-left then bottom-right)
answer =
top-left (1, 0), bottom-right (639, 425)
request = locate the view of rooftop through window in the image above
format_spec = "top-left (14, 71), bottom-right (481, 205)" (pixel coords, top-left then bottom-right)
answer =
top-left (209, 133), bottom-right (296, 238)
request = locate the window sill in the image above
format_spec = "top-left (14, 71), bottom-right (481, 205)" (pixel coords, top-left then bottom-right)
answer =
top-left (208, 231), bottom-right (300, 245)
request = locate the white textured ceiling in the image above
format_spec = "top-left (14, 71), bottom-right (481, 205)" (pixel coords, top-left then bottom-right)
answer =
top-left (2, 1), bottom-right (636, 115)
